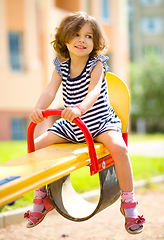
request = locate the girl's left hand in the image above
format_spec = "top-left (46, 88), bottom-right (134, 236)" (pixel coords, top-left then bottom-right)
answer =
top-left (61, 107), bottom-right (82, 122)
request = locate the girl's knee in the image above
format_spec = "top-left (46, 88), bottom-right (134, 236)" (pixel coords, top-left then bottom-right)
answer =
top-left (96, 130), bottom-right (129, 160)
top-left (111, 143), bottom-right (129, 161)
top-left (120, 144), bottom-right (128, 156)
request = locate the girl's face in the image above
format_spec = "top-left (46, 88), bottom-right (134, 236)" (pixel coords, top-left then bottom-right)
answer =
top-left (66, 23), bottom-right (94, 59)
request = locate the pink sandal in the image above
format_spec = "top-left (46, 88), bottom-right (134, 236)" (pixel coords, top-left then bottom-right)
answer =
top-left (24, 195), bottom-right (54, 228)
top-left (120, 200), bottom-right (145, 234)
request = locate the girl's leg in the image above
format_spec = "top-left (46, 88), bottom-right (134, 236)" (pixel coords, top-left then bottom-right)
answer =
top-left (26, 131), bottom-right (69, 227)
top-left (95, 131), bottom-right (145, 233)
top-left (33, 131), bottom-right (69, 208)
top-left (34, 131), bottom-right (70, 151)
top-left (95, 130), bottom-right (133, 192)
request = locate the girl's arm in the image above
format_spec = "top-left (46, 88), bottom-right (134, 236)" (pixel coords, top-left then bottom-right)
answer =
top-left (61, 61), bottom-right (104, 121)
top-left (30, 69), bottom-right (62, 123)
top-left (79, 61), bottom-right (104, 113)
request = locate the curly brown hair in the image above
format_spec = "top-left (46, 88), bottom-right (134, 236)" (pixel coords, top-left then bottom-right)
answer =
top-left (51, 12), bottom-right (108, 59)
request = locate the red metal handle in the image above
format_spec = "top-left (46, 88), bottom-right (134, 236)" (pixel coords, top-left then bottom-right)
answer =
top-left (27, 109), bottom-right (99, 175)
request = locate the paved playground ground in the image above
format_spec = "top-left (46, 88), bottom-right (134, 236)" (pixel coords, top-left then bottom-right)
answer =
top-left (0, 185), bottom-right (164, 240)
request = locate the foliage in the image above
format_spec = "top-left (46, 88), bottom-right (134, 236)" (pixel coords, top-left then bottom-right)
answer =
top-left (130, 55), bottom-right (164, 131)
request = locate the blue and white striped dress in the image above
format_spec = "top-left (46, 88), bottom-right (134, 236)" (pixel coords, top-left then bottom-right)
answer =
top-left (48, 54), bottom-right (121, 143)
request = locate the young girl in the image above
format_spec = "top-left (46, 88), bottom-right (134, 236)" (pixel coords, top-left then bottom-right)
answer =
top-left (24, 11), bottom-right (145, 234)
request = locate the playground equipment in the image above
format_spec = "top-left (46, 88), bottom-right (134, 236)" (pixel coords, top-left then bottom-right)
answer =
top-left (0, 72), bottom-right (130, 221)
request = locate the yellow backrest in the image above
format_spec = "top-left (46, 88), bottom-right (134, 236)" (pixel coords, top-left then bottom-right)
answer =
top-left (106, 72), bottom-right (130, 133)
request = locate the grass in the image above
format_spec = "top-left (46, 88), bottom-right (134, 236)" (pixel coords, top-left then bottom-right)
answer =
top-left (0, 140), bottom-right (27, 164)
top-left (130, 156), bottom-right (164, 181)
top-left (0, 133), bottom-right (164, 212)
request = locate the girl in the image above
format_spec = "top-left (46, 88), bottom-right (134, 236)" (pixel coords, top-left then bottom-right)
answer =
top-left (24, 12), bottom-right (145, 234)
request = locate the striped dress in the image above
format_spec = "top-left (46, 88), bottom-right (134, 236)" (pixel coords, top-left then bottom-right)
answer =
top-left (48, 54), bottom-right (121, 143)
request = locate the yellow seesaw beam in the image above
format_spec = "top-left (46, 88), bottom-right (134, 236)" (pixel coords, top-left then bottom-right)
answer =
top-left (0, 142), bottom-right (110, 207)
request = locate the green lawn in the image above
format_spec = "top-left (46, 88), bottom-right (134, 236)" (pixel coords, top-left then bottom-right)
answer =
top-left (0, 140), bottom-right (27, 164)
top-left (0, 134), bottom-right (164, 212)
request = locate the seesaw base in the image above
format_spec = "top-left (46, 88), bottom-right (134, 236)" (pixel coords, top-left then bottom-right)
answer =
top-left (48, 164), bottom-right (120, 222)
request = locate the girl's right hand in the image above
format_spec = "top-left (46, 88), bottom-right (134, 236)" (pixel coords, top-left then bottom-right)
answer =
top-left (30, 109), bottom-right (44, 124)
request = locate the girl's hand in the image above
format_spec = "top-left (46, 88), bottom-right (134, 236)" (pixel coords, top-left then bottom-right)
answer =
top-left (30, 109), bottom-right (44, 124)
top-left (61, 107), bottom-right (82, 122)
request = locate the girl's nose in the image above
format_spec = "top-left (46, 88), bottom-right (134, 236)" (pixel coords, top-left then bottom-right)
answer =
top-left (79, 37), bottom-right (85, 43)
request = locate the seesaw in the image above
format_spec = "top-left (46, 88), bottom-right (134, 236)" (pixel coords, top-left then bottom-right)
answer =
top-left (0, 72), bottom-right (130, 221)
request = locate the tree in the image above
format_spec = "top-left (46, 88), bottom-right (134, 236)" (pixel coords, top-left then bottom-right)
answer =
top-left (130, 55), bottom-right (164, 132)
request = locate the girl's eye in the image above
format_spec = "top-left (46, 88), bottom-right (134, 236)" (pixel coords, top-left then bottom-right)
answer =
top-left (86, 35), bottom-right (92, 39)
top-left (73, 33), bottom-right (79, 37)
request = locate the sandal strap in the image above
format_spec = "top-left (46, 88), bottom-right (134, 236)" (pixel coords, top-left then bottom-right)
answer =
top-left (33, 198), bottom-right (43, 204)
top-left (121, 200), bottom-right (138, 209)
top-left (42, 195), bottom-right (53, 211)
top-left (28, 212), bottom-right (44, 224)
top-left (33, 195), bottom-right (53, 211)
top-left (24, 210), bottom-right (43, 220)
top-left (125, 215), bottom-right (146, 230)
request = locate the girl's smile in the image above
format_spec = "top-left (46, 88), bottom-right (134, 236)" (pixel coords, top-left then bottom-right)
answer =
top-left (75, 45), bottom-right (86, 50)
